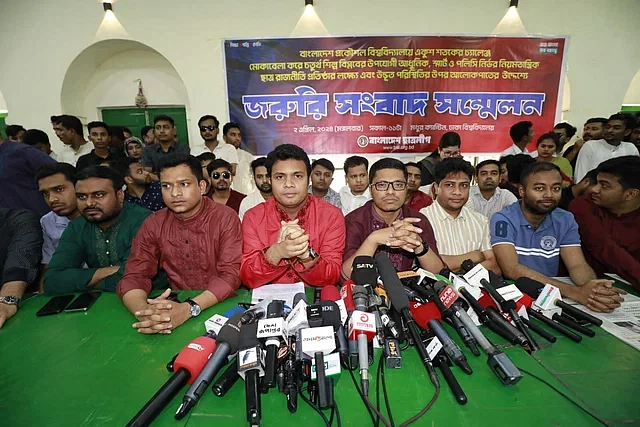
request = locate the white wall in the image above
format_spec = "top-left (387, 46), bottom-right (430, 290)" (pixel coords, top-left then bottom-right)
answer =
top-left (1, 0), bottom-right (639, 156)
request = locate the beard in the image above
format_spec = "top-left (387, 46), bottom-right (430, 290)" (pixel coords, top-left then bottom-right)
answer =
top-left (523, 194), bottom-right (558, 215)
top-left (258, 183), bottom-right (272, 193)
top-left (82, 205), bottom-right (122, 224)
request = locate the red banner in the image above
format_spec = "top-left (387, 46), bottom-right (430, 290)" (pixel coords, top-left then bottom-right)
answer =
top-left (224, 35), bottom-right (568, 155)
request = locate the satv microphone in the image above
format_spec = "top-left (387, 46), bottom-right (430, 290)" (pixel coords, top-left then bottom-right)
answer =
top-left (350, 256), bottom-right (377, 395)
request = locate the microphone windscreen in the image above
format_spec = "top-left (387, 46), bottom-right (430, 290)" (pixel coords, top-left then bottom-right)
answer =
top-left (237, 322), bottom-right (260, 350)
top-left (374, 253), bottom-right (409, 312)
top-left (321, 285), bottom-right (341, 302)
top-left (352, 256), bottom-right (378, 286)
top-left (478, 290), bottom-right (498, 310)
top-left (319, 301), bottom-right (342, 330)
top-left (174, 335), bottom-right (218, 382)
top-left (340, 280), bottom-right (356, 312)
top-left (293, 292), bottom-right (308, 307)
top-left (267, 300), bottom-right (285, 318)
top-left (217, 312), bottom-right (244, 353)
top-left (516, 292), bottom-right (534, 309)
top-left (461, 259), bottom-right (475, 273)
top-left (410, 301), bottom-right (442, 330)
top-left (515, 277), bottom-right (545, 298)
top-left (223, 306), bottom-right (245, 318)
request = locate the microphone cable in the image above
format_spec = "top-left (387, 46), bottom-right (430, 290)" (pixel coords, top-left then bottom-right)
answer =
top-left (398, 386), bottom-right (440, 427)
top-left (375, 353), bottom-right (396, 427)
top-left (298, 386), bottom-right (331, 427)
top-left (516, 366), bottom-right (607, 426)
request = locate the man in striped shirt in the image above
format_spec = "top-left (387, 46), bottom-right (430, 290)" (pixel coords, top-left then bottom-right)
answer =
top-left (490, 161), bottom-right (626, 313)
top-left (421, 158), bottom-right (501, 275)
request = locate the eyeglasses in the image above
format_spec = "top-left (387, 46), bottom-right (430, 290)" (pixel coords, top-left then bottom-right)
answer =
top-left (371, 181), bottom-right (407, 191)
top-left (200, 125), bottom-right (216, 132)
top-left (212, 171), bottom-right (231, 180)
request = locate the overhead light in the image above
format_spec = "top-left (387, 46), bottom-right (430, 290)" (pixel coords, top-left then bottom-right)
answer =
top-left (305, 0), bottom-right (313, 5)
top-left (103, 2), bottom-right (113, 11)
top-left (509, 0), bottom-right (519, 7)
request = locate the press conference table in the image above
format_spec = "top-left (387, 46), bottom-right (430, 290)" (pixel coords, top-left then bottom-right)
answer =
top-left (1, 286), bottom-right (638, 427)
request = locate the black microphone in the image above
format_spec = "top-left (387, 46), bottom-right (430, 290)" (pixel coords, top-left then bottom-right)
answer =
top-left (262, 300), bottom-right (285, 389)
top-left (237, 323), bottom-right (264, 426)
top-left (211, 357), bottom-right (240, 397)
top-left (175, 312), bottom-right (243, 420)
top-left (350, 256), bottom-right (377, 395)
top-left (375, 253), bottom-right (439, 387)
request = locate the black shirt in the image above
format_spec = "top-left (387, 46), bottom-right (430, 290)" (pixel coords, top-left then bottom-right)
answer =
top-left (141, 142), bottom-right (190, 173)
top-left (558, 186), bottom-right (575, 211)
top-left (76, 149), bottom-right (123, 171)
top-left (0, 209), bottom-right (43, 287)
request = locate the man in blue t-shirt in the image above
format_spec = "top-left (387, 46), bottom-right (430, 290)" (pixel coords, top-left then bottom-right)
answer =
top-left (491, 162), bottom-right (626, 313)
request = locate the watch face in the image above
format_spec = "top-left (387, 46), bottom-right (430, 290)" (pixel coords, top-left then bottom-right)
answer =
top-left (1, 296), bottom-right (19, 305)
top-left (190, 303), bottom-right (201, 317)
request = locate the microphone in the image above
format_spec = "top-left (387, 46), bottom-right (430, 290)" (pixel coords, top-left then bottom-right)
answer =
top-left (127, 333), bottom-right (217, 427)
top-left (320, 286), bottom-right (349, 363)
top-left (431, 281), bottom-right (522, 386)
top-left (374, 253), bottom-right (439, 387)
top-left (512, 293), bottom-right (557, 343)
top-left (434, 352), bottom-right (467, 405)
top-left (300, 322), bottom-right (338, 408)
top-left (516, 277), bottom-right (603, 327)
top-left (410, 301), bottom-right (473, 375)
top-left (175, 312), bottom-right (243, 420)
top-left (237, 323), bottom-right (264, 426)
top-left (261, 300), bottom-right (285, 389)
top-left (211, 358), bottom-right (240, 397)
top-left (241, 297), bottom-right (273, 325)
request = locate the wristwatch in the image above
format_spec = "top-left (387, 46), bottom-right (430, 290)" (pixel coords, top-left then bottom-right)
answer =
top-left (414, 240), bottom-right (429, 257)
top-left (299, 247), bottom-right (319, 263)
top-left (0, 296), bottom-right (21, 307)
top-left (185, 298), bottom-right (201, 317)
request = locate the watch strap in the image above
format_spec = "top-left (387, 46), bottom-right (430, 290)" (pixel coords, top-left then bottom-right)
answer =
top-left (414, 241), bottom-right (429, 257)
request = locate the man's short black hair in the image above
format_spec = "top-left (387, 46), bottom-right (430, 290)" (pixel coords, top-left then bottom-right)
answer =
top-left (404, 161), bottom-right (421, 171)
top-left (223, 122), bottom-right (240, 136)
top-left (196, 152), bottom-right (216, 163)
top-left (154, 115), bottom-right (175, 127)
top-left (608, 113), bottom-right (636, 131)
top-left (35, 163), bottom-right (77, 185)
top-left (251, 157), bottom-right (267, 174)
top-left (108, 126), bottom-right (125, 141)
top-left (509, 121), bottom-right (533, 143)
top-left (434, 158), bottom-right (475, 184)
top-left (507, 154), bottom-right (536, 184)
top-left (52, 114), bottom-right (84, 137)
top-left (438, 132), bottom-right (461, 149)
top-left (75, 165), bottom-right (125, 192)
top-left (520, 161), bottom-right (562, 187)
top-left (311, 158), bottom-right (335, 173)
top-left (581, 168), bottom-right (599, 186)
top-left (122, 126), bottom-right (132, 135)
top-left (198, 115), bottom-right (219, 128)
top-left (5, 124), bottom-right (26, 139)
top-left (88, 121), bottom-right (109, 133)
top-left (343, 156), bottom-right (369, 175)
top-left (585, 117), bottom-right (608, 127)
top-left (265, 144), bottom-right (311, 177)
top-left (114, 157), bottom-right (141, 179)
top-left (141, 125), bottom-right (154, 139)
top-left (369, 158), bottom-right (408, 184)
top-left (22, 129), bottom-right (50, 146)
top-left (475, 159), bottom-right (501, 175)
top-left (553, 122), bottom-right (577, 139)
top-left (499, 155), bottom-right (513, 166)
top-left (157, 153), bottom-right (204, 183)
top-left (207, 159), bottom-right (233, 176)
top-left (596, 155), bottom-right (640, 191)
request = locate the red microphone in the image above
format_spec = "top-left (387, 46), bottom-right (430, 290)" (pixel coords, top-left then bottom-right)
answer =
top-left (321, 285), bottom-right (341, 302)
top-left (340, 280), bottom-right (356, 313)
top-left (127, 334), bottom-right (217, 426)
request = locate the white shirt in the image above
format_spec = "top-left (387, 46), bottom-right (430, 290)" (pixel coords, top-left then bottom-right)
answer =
top-left (418, 183), bottom-right (475, 210)
top-left (49, 151), bottom-right (58, 161)
top-left (574, 139), bottom-right (639, 182)
top-left (191, 141), bottom-right (239, 164)
top-left (339, 186), bottom-right (371, 215)
top-left (232, 148), bottom-right (256, 195)
top-left (500, 144), bottom-right (537, 158)
top-left (469, 186), bottom-right (518, 220)
top-left (239, 190), bottom-right (268, 221)
top-left (420, 200), bottom-right (492, 256)
top-left (56, 142), bottom-right (94, 166)
top-left (40, 212), bottom-right (70, 264)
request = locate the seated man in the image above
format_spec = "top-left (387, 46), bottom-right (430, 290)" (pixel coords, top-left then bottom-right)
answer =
top-left (239, 157), bottom-right (273, 221)
top-left (339, 156), bottom-right (371, 215)
top-left (421, 158), bottom-right (501, 275)
top-left (241, 144), bottom-right (345, 288)
top-left (118, 154), bottom-right (242, 334)
top-left (309, 158), bottom-right (342, 210)
top-left (404, 162), bottom-right (433, 211)
top-left (44, 166), bottom-right (153, 294)
top-left (115, 158), bottom-right (165, 212)
top-left (469, 160), bottom-right (518, 218)
top-left (0, 209), bottom-right (43, 328)
top-left (491, 162), bottom-right (626, 312)
top-left (569, 156), bottom-right (640, 291)
top-left (343, 158), bottom-right (444, 280)
top-left (207, 159), bottom-right (246, 213)
top-left (196, 152), bottom-right (217, 197)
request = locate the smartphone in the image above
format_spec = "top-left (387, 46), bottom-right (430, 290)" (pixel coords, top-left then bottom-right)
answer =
top-left (36, 295), bottom-right (74, 317)
top-left (64, 292), bottom-right (102, 312)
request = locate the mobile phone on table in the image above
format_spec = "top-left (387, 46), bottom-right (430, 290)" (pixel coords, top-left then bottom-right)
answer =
top-left (64, 292), bottom-right (102, 312)
top-left (36, 295), bottom-right (74, 317)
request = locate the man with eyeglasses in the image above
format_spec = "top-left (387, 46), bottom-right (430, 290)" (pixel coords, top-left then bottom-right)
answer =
top-left (207, 158), bottom-right (246, 214)
top-left (141, 115), bottom-right (190, 175)
top-left (191, 115), bottom-right (239, 172)
top-left (342, 158), bottom-right (444, 280)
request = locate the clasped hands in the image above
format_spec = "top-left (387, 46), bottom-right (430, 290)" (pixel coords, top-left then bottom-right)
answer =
top-left (369, 217), bottom-right (425, 254)
top-left (132, 289), bottom-right (191, 334)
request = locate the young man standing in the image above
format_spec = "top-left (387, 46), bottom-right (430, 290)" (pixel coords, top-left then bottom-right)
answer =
top-left (208, 159), bottom-right (246, 214)
top-left (569, 156), bottom-right (640, 291)
top-left (51, 115), bottom-right (94, 166)
top-left (309, 158), bottom-right (342, 210)
top-left (22, 129), bottom-right (57, 160)
top-left (339, 155), bottom-right (371, 215)
top-left (502, 121), bottom-right (535, 157)
top-left (141, 115), bottom-right (190, 173)
top-left (404, 162), bottom-right (433, 211)
top-left (5, 125), bottom-right (26, 142)
top-left (191, 115), bottom-right (239, 168)
top-left (116, 158), bottom-right (165, 212)
top-left (563, 117), bottom-right (608, 168)
top-left (342, 158), bottom-right (443, 280)
top-left (469, 160), bottom-right (518, 219)
top-left (239, 157), bottom-right (273, 220)
top-left (491, 162), bottom-right (626, 313)
top-left (421, 159), bottom-right (501, 275)
top-left (223, 122), bottom-right (255, 195)
top-left (241, 144), bottom-right (345, 288)
top-left (76, 121), bottom-right (122, 171)
top-left (574, 113), bottom-right (639, 182)
top-left (118, 153), bottom-right (242, 335)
